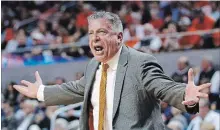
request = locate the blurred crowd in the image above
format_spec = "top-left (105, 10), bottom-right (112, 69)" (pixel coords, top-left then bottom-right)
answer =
top-left (1, 1), bottom-right (220, 130)
top-left (2, 56), bottom-right (220, 130)
top-left (1, 72), bottom-right (84, 130)
top-left (1, 1), bottom-right (220, 68)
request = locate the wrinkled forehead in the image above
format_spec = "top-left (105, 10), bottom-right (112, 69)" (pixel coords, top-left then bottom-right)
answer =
top-left (88, 18), bottom-right (113, 31)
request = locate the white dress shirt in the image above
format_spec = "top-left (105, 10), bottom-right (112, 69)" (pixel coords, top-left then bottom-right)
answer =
top-left (37, 47), bottom-right (122, 130)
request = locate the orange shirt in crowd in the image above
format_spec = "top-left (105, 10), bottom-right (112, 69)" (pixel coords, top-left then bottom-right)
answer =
top-left (213, 31), bottom-right (220, 46)
top-left (76, 11), bottom-right (93, 28)
top-left (191, 16), bottom-right (215, 30)
top-left (179, 26), bottom-right (201, 47)
top-left (125, 14), bottom-right (133, 25)
top-left (4, 28), bottom-right (14, 42)
top-left (125, 37), bottom-right (140, 48)
top-left (193, 1), bottom-right (209, 8)
top-left (150, 18), bottom-right (164, 30)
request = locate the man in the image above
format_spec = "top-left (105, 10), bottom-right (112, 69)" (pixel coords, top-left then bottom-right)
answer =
top-left (171, 56), bottom-right (190, 83)
top-left (198, 56), bottom-right (216, 85)
top-left (14, 11), bottom-right (211, 130)
top-left (187, 98), bottom-right (220, 130)
top-left (138, 23), bottom-right (162, 53)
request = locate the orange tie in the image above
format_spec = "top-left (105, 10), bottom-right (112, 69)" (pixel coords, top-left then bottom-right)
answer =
top-left (98, 63), bottom-right (109, 130)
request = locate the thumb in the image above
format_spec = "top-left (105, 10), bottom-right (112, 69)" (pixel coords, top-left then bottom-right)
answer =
top-left (188, 68), bottom-right (194, 84)
top-left (35, 71), bottom-right (42, 84)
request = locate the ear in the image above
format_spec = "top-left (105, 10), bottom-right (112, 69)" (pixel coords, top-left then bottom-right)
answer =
top-left (117, 32), bottom-right (123, 44)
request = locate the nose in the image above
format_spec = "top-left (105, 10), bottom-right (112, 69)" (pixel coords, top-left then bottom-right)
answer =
top-left (92, 33), bottom-right (100, 43)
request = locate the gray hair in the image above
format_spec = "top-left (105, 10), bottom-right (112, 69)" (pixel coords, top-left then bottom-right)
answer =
top-left (87, 11), bottom-right (123, 33)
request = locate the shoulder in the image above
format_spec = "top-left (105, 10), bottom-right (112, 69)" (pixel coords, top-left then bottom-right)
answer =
top-left (126, 47), bottom-right (163, 72)
top-left (127, 47), bottom-right (158, 63)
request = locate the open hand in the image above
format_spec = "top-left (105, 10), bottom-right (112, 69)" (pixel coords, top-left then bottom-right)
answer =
top-left (182, 68), bottom-right (211, 106)
top-left (13, 71), bottom-right (42, 98)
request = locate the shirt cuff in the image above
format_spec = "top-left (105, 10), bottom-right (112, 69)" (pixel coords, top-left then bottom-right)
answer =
top-left (187, 103), bottom-right (197, 108)
top-left (37, 84), bottom-right (45, 101)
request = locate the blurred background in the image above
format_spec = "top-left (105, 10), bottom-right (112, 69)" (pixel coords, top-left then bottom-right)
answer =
top-left (1, 1), bottom-right (220, 130)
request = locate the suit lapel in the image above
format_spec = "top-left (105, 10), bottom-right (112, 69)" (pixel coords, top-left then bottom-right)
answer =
top-left (81, 59), bottom-right (99, 129)
top-left (86, 60), bottom-right (100, 95)
top-left (84, 59), bottom-right (99, 104)
top-left (112, 45), bottom-right (129, 120)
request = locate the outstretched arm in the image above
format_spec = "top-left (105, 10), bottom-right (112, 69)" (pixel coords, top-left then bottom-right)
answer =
top-left (13, 71), bottom-right (43, 99)
top-left (13, 71), bottom-right (86, 106)
top-left (140, 56), bottom-right (210, 114)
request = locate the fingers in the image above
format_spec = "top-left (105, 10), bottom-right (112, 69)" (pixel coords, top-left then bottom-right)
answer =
top-left (13, 85), bottom-right (28, 95)
top-left (198, 83), bottom-right (211, 91)
top-left (21, 80), bottom-right (32, 86)
top-left (188, 68), bottom-right (194, 84)
top-left (197, 92), bottom-right (209, 98)
top-left (35, 71), bottom-right (42, 83)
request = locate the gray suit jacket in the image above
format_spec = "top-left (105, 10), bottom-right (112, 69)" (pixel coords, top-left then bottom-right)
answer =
top-left (44, 45), bottom-right (198, 130)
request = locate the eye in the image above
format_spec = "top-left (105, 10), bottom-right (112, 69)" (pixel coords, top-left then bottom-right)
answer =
top-left (98, 30), bottom-right (107, 35)
top-left (88, 32), bottom-right (93, 35)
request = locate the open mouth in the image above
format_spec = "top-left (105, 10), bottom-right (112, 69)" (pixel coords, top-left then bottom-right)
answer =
top-left (94, 45), bottom-right (104, 52)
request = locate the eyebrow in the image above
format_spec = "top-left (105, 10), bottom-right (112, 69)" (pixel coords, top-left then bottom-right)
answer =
top-left (88, 28), bottom-right (108, 33)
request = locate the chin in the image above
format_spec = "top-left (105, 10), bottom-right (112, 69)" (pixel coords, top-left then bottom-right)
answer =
top-left (94, 56), bottom-right (105, 62)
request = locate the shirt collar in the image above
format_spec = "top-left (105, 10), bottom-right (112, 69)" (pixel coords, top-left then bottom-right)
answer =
top-left (104, 46), bottom-right (122, 71)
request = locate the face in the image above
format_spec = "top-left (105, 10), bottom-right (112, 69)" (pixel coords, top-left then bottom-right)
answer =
top-left (177, 61), bottom-right (186, 70)
top-left (168, 23), bottom-right (177, 33)
top-left (201, 59), bottom-right (210, 71)
top-left (88, 18), bottom-right (123, 63)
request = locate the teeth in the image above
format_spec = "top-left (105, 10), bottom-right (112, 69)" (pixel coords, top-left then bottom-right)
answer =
top-left (94, 46), bottom-right (103, 51)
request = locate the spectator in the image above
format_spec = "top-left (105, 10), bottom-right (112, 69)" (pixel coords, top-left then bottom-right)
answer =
top-left (4, 29), bottom-right (27, 53)
top-left (160, 101), bottom-right (173, 124)
top-left (138, 23), bottom-right (162, 53)
top-left (28, 124), bottom-right (41, 130)
top-left (123, 24), bottom-right (140, 48)
top-left (31, 20), bottom-right (55, 45)
top-left (3, 81), bottom-right (19, 106)
top-left (191, 9), bottom-right (215, 48)
top-left (209, 70), bottom-right (220, 110)
top-left (197, 56), bottom-right (216, 85)
top-left (212, 18), bottom-right (220, 47)
top-left (171, 56), bottom-right (190, 83)
top-left (149, 2), bottom-right (164, 30)
top-left (210, 70), bottom-right (220, 96)
top-left (187, 98), bottom-right (220, 130)
top-left (209, 2), bottom-right (220, 21)
top-left (54, 118), bottom-right (69, 130)
top-left (33, 110), bottom-right (50, 130)
top-left (163, 22), bottom-right (180, 51)
top-left (17, 99), bottom-right (39, 130)
top-left (1, 102), bottom-right (18, 130)
top-left (169, 107), bottom-right (188, 129)
top-left (167, 120), bottom-right (184, 130)
top-left (76, 4), bottom-right (93, 29)
top-left (55, 77), bottom-right (66, 85)
top-left (178, 16), bottom-right (201, 49)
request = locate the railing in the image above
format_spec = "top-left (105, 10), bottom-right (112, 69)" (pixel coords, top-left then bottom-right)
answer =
top-left (2, 28), bottom-right (219, 55)
top-left (50, 102), bottom-right (83, 130)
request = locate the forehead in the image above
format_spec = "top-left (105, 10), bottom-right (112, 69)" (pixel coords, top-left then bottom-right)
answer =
top-left (88, 18), bottom-right (112, 31)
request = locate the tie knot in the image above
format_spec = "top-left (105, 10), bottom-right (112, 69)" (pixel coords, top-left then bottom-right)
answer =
top-left (102, 63), bottom-right (109, 71)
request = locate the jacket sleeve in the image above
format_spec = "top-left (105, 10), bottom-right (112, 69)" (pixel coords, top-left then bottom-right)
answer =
top-left (140, 55), bottom-right (198, 114)
top-left (44, 76), bottom-right (86, 106)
